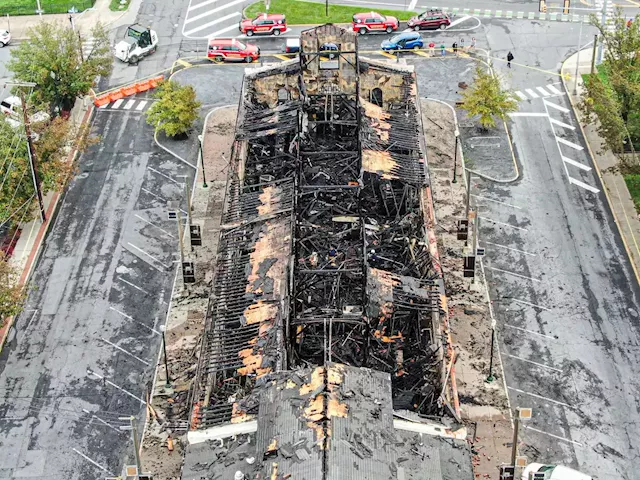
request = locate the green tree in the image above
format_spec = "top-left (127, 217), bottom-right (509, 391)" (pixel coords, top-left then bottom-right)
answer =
top-left (582, 9), bottom-right (640, 163)
top-left (461, 66), bottom-right (518, 130)
top-left (146, 81), bottom-right (202, 137)
top-left (0, 255), bottom-right (26, 325)
top-left (7, 22), bottom-right (112, 114)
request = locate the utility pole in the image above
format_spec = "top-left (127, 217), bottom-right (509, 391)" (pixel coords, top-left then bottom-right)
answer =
top-left (18, 88), bottom-right (46, 223)
top-left (596, 0), bottom-right (608, 64)
top-left (452, 129), bottom-right (459, 183)
top-left (591, 34), bottom-right (598, 74)
top-left (197, 134), bottom-right (208, 188)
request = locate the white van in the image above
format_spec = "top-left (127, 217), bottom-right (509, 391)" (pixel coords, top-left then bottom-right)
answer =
top-left (522, 463), bottom-right (592, 480)
top-left (0, 96), bottom-right (50, 125)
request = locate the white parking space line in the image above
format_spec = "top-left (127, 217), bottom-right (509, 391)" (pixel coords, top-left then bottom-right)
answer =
top-left (556, 137), bottom-right (584, 150)
top-left (72, 448), bottom-right (113, 475)
top-left (547, 84), bottom-right (563, 95)
top-left (523, 425), bottom-right (584, 446)
top-left (135, 213), bottom-right (174, 238)
top-left (486, 266), bottom-right (541, 282)
top-left (502, 352), bottom-right (562, 372)
top-left (100, 337), bottom-right (150, 366)
top-left (483, 240), bottom-right (536, 256)
top-left (515, 91), bottom-right (527, 100)
top-left (448, 14), bottom-right (472, 28)
top-left (208, 24), bottom-right (243, 38)
top-left (140, 188), bottom-right (189, 215)
top-left (549, 117), bottom-right (575, 130)
top-left (507, 297), bottom-right (550, 310)
top-left (109, 306), bottom-right (160, 335)
top-left (525, 88), bottom-right (539, 98)
top-left (569, 176), bottom-right (600, 193)
top-left (87, 369), bottom-right (145, 404)
top-left (127, 242), bottom-right (170, 271)
top-left (189, 0), bottom-right (217, 11)
top-left (535, 86), bottom-right (551, 96)
top-left (543, 99), bottom-right (569, 112)
top-left (478, 216), bottom-right (528, 231)
top-left (507, 386), bottom-right (570, 407)
top-left (81, 409), bottom-right (123, 434)
top-left (123, 100), bottom-right (135, 110)
top-left (471, 194), bottom-right (522, 209)
top-left (111, 99), bottom-right (124, 109)
top-left (147, 166), bottom-right (181, 185)
top-left (183, 12), bottom-right (241, 36)
top-left (118, 276), bottom-right (151, 296)
top-left (408, 0), bottom-right (418, 9)
top-left (562, 155), bottom-right (591, 171)
top-left (505, 323), bottom-right (555, 339)
top-left (135, 101), bottom-right (147, 111)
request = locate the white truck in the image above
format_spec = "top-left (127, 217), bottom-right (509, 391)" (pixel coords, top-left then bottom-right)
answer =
top-left (114, 24), bottom-right (158, 64)
top-left (522, 463), bottom-right (592, 480)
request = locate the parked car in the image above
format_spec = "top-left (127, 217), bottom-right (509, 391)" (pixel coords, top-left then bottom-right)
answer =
top-left (407, 10), bottom-right (450, 30)
top-left (381, 32), bottom-right (424, 51)
top-left (239, 13), bottom-right (286, 36)
top-left (284, 38), bottom-right (300, 54)
top-left (208, 38), bottom-right (260, 63)
top-left (521, 463), bottom-right (592, 480)
top-left (0, 30), bottom-right (10, 47)
top-left (319, 42), bottom-right (339, 58)
top-left (352, 12), bottom-right (399, 35)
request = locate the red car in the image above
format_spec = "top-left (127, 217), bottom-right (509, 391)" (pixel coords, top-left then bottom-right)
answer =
top-left (352, 11), bottom-right (399, 35)
top-left (239, 13), bottom-right (286, 36)
top-left (407, 10), bottom-right (450, 30)
top-left (208, 39), bottom-right (260, 63)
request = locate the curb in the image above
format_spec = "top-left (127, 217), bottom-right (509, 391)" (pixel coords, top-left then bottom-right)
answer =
top-left (560, 53), bottom-right (640, 286)
top-left (0, 103), bottom-right (95, 355)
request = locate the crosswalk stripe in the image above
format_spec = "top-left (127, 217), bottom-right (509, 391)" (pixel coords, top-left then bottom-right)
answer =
top-left (549, 117), bottom-right (575, 130)
top-left (547, 84), bottom-right (563, 95)
top-left (183, 12), bottom-right (240, 36)
top-left (543, 99), bottom-right (569, 113)
top-left (188, 0), bottom-right (217, 11)
top-left (562, 155), bottom-right (591, 171)
top-left (124, 100), bottom-right (135, 110)
top-left (136, 101), bottom-right (148, 111)
top-left (536, 86), bottom-right (551, 96)
top-left (185, 0), bottom-right (245, 24)
top-left (557, 136), bottom-right (584, 150)
top-left (525, 88), bottom-right (539, 98)
top-left (111, 99), bottom-right (124, 109)
top-left (207, 24), bottom-right (242, 38)
top-left (569, 176), bottom-right (600, 193)
top-left (515, 91), bottom-right (527, 100)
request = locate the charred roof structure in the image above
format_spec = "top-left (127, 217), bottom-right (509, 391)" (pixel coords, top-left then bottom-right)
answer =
top-left (185, 24), bottom-right (470, 480)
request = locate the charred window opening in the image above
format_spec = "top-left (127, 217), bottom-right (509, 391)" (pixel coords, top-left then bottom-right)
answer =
top-left (371, 87), bottom-right (383, 107)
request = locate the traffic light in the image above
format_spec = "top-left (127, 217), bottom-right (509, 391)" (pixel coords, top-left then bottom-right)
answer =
top-left (539, 0), bottom-right (547, 12)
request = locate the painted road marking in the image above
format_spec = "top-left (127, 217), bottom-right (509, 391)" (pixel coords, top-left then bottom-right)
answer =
top-left (72, 448), bottom-right (113, 475)
top-left (486, 266), bottom-right (541, 282)
top-left (471, 194), bottom-right (522, 209)
top-left (109, 306), bottom-right (160, 335)
top-left (557, 137), bottom-right (584, 150)
top-left (483, 240), bottom-right (536, 256)
top-left (524, 88), bottom-right (539, 98)
top-left (502, 352), bottom-right (562, 372)
top-left (273, 54), bottom-right (292, 61)
top-left (448, 14), bottom-right (472, 28)
top-left (536, 86), bottom-right (551, 96)
top-left (100, 337), bottom-right (150, 366)
top-left (123, 100), bottom-right (135, 110)
top-left (140, 188), bottom-right (189, 215)
top-left (135, 101), bottom-right (147, 111)
top-left (408, 0), bottom-right (418, 9)
top-left (508, 386), bottom-right (570, 407)
top-left (206, 24), bottom-right (240, 39)
top-left (547, 84), bottom-right (563, 95)
top-left (111, 99), bottom-right (124, 109)
top-left (478, 216), bottom-right (528, 231)
top-left (134, 213), bottom-right (174, 238)
top-left (549, 117), bottom-right (575, 130)
top-left (569, 176), bottom-right (600, 193)
top-left (183, 12), bottom-right (241, 36)
top-left (508, 297), bottom-right (550, 310)
top-left (81, 409), bottom-right (123, 434)
top-left (378, 51), bottom-right (397, 59)
top-left (147, 166), bottom-right (181, 185)
top-left (186, 0), bottom-right (245, 24)
top-left (189, 0), bottom-right (218, 11)
top-left (504, 323), bottom-right (555, 339)
top-left (118, 276), bottom-right (152, 296)
top-left (562, 155), bottom-right (591, 171)
top-left (544, 99), bottom-right (569, 113)
top-left (523, 425), bottom-right (584, 447)
top-left (86, 369), bottom-right (145, 404)
top-left (413, 50), bottom-right (431, 57)
top-left (127, 242), bottom-right (170, 271)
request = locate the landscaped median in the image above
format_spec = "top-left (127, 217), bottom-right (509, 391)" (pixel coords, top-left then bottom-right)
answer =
top-left (244, 0), bottom-right (415, 25)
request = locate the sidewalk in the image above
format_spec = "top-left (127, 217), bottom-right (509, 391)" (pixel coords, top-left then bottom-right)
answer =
top-left (562, 51), bottom-right (640, 283)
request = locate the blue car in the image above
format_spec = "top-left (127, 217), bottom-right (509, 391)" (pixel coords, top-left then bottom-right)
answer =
top-left (381, 32), bottom-right (424, 51)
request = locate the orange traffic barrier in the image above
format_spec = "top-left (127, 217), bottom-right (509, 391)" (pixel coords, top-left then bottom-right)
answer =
top-left (121, 84), bottom-right (137, 96)
top-left (94, 95), bottom-right (110, 107)
top-left (136, 80), bottom-right (150, 93)
top-left (108, 89), bottom-right (124, 102)
top-left (149, 75), bottom-right (164, 88)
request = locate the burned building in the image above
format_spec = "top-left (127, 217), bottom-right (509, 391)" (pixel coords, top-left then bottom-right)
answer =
top-left (184, 24), bottom-right (470, 480)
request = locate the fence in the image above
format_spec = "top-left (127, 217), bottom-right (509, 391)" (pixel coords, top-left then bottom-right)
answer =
top-left (0, 0), bottom-right (95, 16)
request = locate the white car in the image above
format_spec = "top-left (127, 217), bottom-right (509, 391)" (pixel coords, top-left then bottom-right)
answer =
top-left (0, 30), bottom-right (10, 47)
top-left (522, 463), bottom-right (592, 480)
top-left (0, 96), bottom-right (49, 132)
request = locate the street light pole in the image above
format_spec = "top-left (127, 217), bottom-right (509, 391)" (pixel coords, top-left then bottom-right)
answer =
top-left (486, 319), bottom-right (496, 382)
top-left (159, 325), bottom-right (172, 388)
top-left (198, 134), bottom-right (208, 188)
top-left (452, 129), bottom-right (459, 183)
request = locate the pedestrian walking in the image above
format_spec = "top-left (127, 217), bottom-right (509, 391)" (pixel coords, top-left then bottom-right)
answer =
top-left (470, 37), bottom-right (476, 49)
top-left (460, 38), bottom-right (465, 51)
top-left (428, 41), bottom-right (435, 56)
top-left (507, 51), bottom-right (514, 68)
top-left (440, 43), bottom-right (446, 56)
top-left (452, 41), bottom-right (458, 56)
